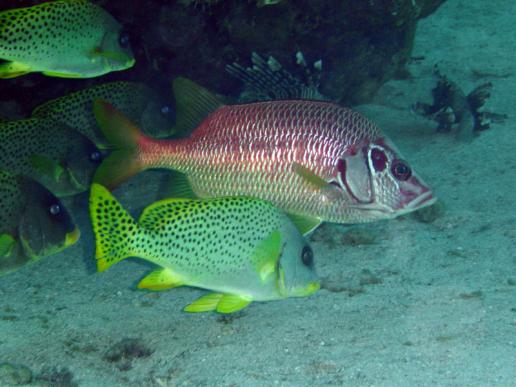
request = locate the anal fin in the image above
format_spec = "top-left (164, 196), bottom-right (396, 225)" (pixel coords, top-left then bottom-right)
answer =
top-left (137, 268), bottom-right (184, 291)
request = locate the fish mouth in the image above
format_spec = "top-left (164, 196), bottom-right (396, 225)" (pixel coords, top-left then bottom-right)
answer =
top-left (405, 190), bottom-right (436, 211)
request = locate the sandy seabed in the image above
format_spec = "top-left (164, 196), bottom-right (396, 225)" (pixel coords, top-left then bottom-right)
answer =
top-left (1, 0), bottom-right (515, 385)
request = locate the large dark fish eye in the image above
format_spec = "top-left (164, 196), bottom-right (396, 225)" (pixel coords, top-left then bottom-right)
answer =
top-left (49, 203), bottom-right (61, 216)
top-left (301, 245), bottom-right (314, 267)
top-left (118, 32), bottom-right (130, 48)
top-left (90, 150), bottom-right (102, 163)
top-left (161, 105), bottom-right (171, 115)
top-left (371, 148), bottom-right (387, 172)
top-left (391, 160), bottom-right (412, 181)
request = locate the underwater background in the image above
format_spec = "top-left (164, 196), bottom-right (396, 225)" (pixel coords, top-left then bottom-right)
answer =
top-left (0, 0), bottom-right (515, 385)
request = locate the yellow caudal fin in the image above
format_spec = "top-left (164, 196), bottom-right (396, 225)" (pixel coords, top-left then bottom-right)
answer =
top-left (89, 183), bottom-right (138, 272)
top-left (92, 100), bottom-right (146, 190)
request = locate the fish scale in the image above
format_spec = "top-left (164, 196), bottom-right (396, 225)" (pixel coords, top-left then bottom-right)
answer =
top-left (93, 78), bottom-right (435, 227)
top-left (140, 100), bottom-right (379, 219)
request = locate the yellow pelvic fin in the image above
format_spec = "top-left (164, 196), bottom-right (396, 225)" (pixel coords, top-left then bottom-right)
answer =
top-left (138, 268), bottom-right (184, 291)
top-left (216, 294), bottom-right (251, 314)
top-left (184, 293), bottom-right (223, 313)
top-left (183, 293), bottom-right (252, 314)
top-left (253, 230), bottom-right (282, 282)
top-left (0, 61), bottom-right (31, 79)
top-left (0, 234), bottom-right (16, 258)
top-left (172, 77), bottom-right (226, 136)
top-left (286, 212), bottom-right (322, 236)
top-left (29, 155), bottom-right (65, 183)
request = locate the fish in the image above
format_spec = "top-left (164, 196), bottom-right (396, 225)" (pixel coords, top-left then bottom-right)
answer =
top-left (33, 81), bottom-right (175, 149)
top-left (0, 117), bottom-right (102, 196)
top-left (0, 170), bottom-right (79, 276)
top-left (93, 78), bottom-right (436, 235)
top-left (0, 0), bottom-right (134, 78)
top-left (226, 52), bottom-right (327, 102)
top-left (89, 183), bottom-right (320, 314)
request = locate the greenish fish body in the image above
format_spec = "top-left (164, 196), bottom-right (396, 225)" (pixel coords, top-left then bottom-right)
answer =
top-left (33, 82), bottom-right (174, 148)
top-left (89, 184), bottom-right (320, 313)
top-left (0, 0), bottom-right (134, 78)
top-left (0, 117), bottom-right (102, 196)
top-left (0, 170), bottom-right (79, 276)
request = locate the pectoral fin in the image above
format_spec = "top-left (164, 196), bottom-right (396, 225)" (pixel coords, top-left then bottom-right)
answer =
top-left (293, 162), bottom-right (329, 190)
top-left (29, 155), bottom-right (65, 183)
top-left (0, 61), bottom-right (32, 78)
top-left (253, 229), bottom-right (281, 281)
top-left (184, 293), bottom-right (251, 314)
top-left (137, 268), bottom-right (184, 290)
top-left (0, 234), bottom-right (16, 258)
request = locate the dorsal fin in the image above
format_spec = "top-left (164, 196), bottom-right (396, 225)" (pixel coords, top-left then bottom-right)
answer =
top-left (172, 77), bottom-right (225, 136)
top-left (138, 197), bottom-right (192, 230)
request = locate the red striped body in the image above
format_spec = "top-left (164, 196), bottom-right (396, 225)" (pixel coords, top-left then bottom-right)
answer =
top-left (136, 100), bottom-right (434, 224)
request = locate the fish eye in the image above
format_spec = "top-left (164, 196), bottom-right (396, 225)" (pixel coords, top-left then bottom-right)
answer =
top-left (119, 32), bottom-right (130, 48)
top-left (161, 105), bottom-right (171, 115)
top-left (90, 150), bottom-right (102, 163)
top-left (301, 245), bottom-right (314, 267)
top-left (391, 160), bottom-right (412, 181)
top-left (49, 203), bottom-right (61, 216)
top-left (371, 148), bottom-right (387, 172)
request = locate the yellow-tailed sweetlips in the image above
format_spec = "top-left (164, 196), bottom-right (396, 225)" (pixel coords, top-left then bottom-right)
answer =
top-left (0, 117), bottom-right (102, 196)
top-left (89, 183), bottom-right (320, 314)
top-left (0, 0), bottom-right (134, 78)
top-left (32, 81), bottom-right (174, 149)
top-left (0, 169), bottom-right (79, 276)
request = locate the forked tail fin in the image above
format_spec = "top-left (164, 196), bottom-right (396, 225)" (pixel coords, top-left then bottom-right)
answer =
top-left (89, 183), bottom-right (139, 272)
top-left (92, 99), bottom-right (147, 190)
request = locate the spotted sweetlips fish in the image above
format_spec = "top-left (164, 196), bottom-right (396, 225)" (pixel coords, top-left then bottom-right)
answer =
top-left (0, 0), bottom-right (134, 78)
top-left (93, 78), bottom-right (436, 234)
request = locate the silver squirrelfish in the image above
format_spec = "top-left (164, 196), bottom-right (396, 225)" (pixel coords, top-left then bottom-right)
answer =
top-left (93, 78), bottom-right (436, 235)
top-left (89, 184), bottom-right (320, 313)
top-left (0, 0), bottom-right (134, 78)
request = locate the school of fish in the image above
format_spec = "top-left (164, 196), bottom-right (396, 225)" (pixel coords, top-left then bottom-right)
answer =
top-left (0, 0), bottom-right (437, 314)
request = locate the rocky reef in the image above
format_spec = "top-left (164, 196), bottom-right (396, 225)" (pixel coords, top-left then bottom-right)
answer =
top-left (0, 0), bottom-right (446, 116)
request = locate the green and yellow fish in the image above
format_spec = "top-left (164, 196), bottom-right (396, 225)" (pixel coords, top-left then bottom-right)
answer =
top-left (33, 82), bottom-right (175, 148)
top-left (89, 184), bottom-right (320, 313)
top-left (0, 170), bottom-right (79, 276)
top-left (0, 117), bottom-right (102, 196)
top-left (0, 0), bottom-right (134, 78)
